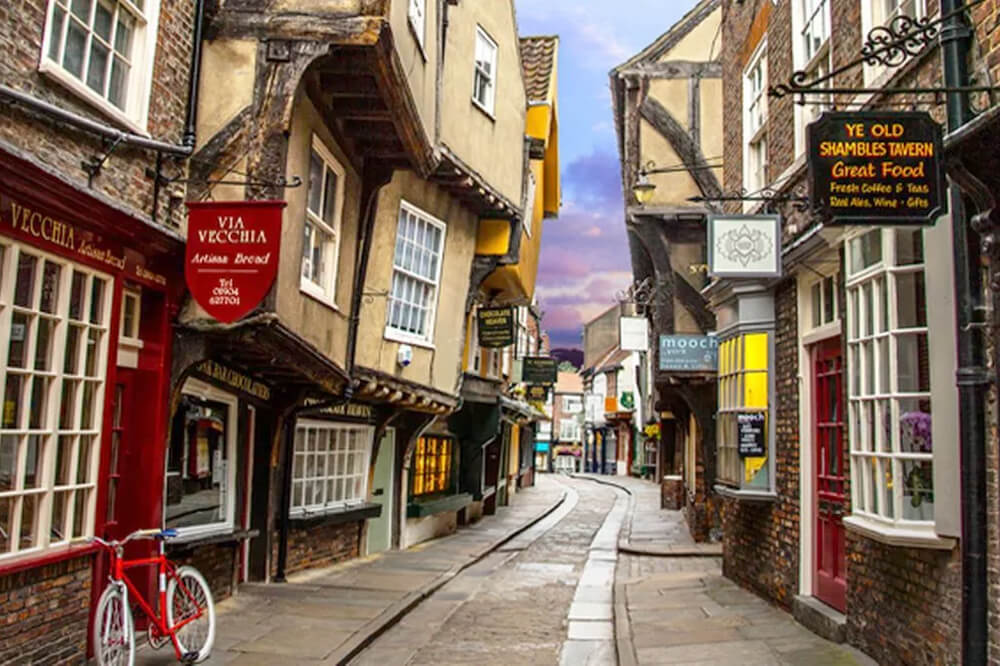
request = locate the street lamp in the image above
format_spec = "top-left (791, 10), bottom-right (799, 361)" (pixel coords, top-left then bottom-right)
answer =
top-left (633, 172), bottom-right (656, 205)
top-left (631, 158), bottom-right (723, 205)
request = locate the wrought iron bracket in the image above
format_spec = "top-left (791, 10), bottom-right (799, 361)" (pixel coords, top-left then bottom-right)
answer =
top-left (82, 134), bottom-right (125, 187)
top-left (145, 166), bottom-right (302, 190)
top-left (687, 189), bottom-right (813, 213)
top-left (769, 0), bottom-right (997, 100)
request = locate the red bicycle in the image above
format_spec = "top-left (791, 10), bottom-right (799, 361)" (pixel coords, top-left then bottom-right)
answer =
top-left (90, 528), bottom-right (216, 665)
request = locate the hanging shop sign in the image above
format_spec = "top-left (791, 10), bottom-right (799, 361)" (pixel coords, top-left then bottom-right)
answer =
top-left (193, 360), bottom-right (271, 401)
top-left (658, 335), bottom-right (719, 372)
top-left (526, 385), bottom-right (550, 402)
top-left (185, 201), bottom-right (284, 323)
top-left (477, 306), bottom-right (515, 348)
top-left (620, 392), bottom-right (635, 410)
top-left (619, 316), bottom-right (650, 352)
top-left (707, 215), bottom-right (782, 278)
top-left (807, 111), bottom-right (947, 225)
top-left (522, 356), bottom-right (558, 385)
top-left (737, 412), bottom-right (766, 457)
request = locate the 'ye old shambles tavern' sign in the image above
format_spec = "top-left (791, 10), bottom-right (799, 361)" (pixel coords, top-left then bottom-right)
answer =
top-left (807, 111), bottom-right (947, 225)
top-left (186, 201), bottom-right (284, 323)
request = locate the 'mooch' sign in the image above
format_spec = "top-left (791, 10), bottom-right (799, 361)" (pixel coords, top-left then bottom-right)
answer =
top-left (186, 201), bottom-right (284, 323)
top-left (808, 111), bottom-right (946, 225)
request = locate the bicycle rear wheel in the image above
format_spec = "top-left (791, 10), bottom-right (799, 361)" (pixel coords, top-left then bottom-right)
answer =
top-left (93, 583), bottom-right (134, 666)
top-left (166, 565), bottom-right (215, 662)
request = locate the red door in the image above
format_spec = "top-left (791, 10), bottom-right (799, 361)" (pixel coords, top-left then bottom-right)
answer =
top-left (814, 338), bottom-right (846, 612)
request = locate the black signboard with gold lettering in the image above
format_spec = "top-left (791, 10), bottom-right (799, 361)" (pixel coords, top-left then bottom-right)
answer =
top-left (808, 111), bottom-right (946, 225)
top-left (523, 357), bottom-right (558, 385)
top-left (526, 385), bottom-right (550, 402)
top-left (477, 306), bottom-right (515, 348)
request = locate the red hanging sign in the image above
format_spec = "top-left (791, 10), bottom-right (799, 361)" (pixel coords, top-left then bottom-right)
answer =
top-left (185, 201), bottom-right (284, 323)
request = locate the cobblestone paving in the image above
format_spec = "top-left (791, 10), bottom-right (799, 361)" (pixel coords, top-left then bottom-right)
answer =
top-left (352, 476), bottom-right (619, 666)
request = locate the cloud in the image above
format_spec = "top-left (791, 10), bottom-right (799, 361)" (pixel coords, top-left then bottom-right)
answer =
top-left (583, 225), bottom-right (602, 237)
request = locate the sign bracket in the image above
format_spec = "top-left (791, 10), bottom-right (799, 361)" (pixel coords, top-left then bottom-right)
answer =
top-left (770, 0), bottom-right (999, 102)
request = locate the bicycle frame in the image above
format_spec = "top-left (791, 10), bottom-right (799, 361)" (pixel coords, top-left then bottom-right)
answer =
top-left (104, 538), bottom-right (206, 660)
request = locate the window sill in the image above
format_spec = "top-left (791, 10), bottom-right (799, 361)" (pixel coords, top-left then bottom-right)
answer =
top-left (38, 60), bottom-right (148, 135)
top-left (289, 502), bottom-right (381, 527)
top-left (714, 484), bottom-right (778, 503)
top-left (471, 98), bottom-right (497, 122)
top-left (165, 528), bottom-right (259, 552)
top-left (384, 328), bottom-right (435, 350)
top-left (300, 283), bottom-right (341, 312)
top-left (843, 515), bottom-right (956, 550)
top-left (407, 492), bottom-right (473, 518)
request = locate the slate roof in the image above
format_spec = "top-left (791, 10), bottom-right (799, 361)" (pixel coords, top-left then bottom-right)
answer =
top-left (520, 36), bottom-right (558, 102)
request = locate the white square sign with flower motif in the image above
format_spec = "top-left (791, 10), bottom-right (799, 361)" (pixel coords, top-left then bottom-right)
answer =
top-left (707, 214), bottom-right (782, 279)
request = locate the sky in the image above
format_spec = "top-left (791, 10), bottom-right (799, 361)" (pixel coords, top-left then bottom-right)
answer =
top-left (514, 0), bottom-right (701, 349)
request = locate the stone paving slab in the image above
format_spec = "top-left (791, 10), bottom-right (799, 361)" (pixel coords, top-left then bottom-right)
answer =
top-left (135, 476), bottom-right (567, 666)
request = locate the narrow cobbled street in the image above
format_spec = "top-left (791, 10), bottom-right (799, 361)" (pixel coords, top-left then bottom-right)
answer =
top-left (133, 475), bottom-right (874, 666)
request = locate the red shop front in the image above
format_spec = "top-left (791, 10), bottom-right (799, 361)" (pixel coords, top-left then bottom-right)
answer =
top-left (0, 148), bottom-right (183, 662)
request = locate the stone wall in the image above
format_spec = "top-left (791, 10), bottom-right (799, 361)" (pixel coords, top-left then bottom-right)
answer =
top-left (271, 521), bottom-right (363, 578)
top-left (0, 555), bottom-right (92, 664)
top-left (172, 543), bottom-right (240, 603)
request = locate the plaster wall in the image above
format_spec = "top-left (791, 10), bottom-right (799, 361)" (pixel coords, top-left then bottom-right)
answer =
top-left (404, 512), bottom-right (458, 549)
top-left (354, 170), bottom-right (477, 395)
top-left (639, 118), bottom-right (701, 205)
top-left (196, 40), bottom-right (256, 153)
top-left (656, 9), bottom-right (721, 63)
top-left (388, 0), bottom-right (438, 137)
top-left (272, 93), bottom-right (362, 369)
top-left (439, 0), bottom-right (525, 205)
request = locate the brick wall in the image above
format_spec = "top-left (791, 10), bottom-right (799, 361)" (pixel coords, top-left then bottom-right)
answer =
top-left (0, 554), bottom-right (92, 665)
top-left (271, 521), bottom-right (363, 578)
top-left (721, 278), bottom-right (800, 609)
top-left (0, 0), bottom-right (195, 229)
top-left (172, 543), bottom-right (239, 603)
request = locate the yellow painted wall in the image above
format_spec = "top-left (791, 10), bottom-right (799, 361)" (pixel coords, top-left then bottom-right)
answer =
top-left (656, 8), bottom-right (721, 63)
top-left (439, 0), bottom-right (525, 205)
top-left (639, 118), bottom-right (701, 204)
top-left (354, 171), bottom-right (477, 396)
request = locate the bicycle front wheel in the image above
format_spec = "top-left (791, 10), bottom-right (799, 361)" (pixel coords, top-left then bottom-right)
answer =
top-left (93, 583), bottom-right (135, 666)
top-left (166, 565), bottom-right (216, 662)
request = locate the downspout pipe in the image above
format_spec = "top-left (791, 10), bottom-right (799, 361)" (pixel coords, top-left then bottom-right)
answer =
top-left (939, 2), bottom-right (988, 664)
top-left (182, 0), bottom-right (206, 150)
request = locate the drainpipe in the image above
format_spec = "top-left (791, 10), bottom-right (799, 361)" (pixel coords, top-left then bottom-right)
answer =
top-left (940, 2), bottom-right (987, 664)
top-left (182, 0), bottom-right (206, 150)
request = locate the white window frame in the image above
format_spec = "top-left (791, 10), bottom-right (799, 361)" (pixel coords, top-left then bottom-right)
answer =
top-left (300, 137), bottom-right (345, 308)
top-left (806, 272), bottom-right (840, 333)
top-left (860, 0), bottom-right (928, 85)
top-left (523, 171), bottom-right (536, 238)
top-left (0, 240), bottom-right (112, 561)
top-left (559, 418), bottom-right (580, 442)
top-left (563, 395), bottom-right (583, 415)
top-left (473, 25), bottom-right (498, 117)
top-left (384, 200), bottom-right (447, 347)
top-left (290, 420), bottom-right (373, 516)
top-left (167, 377), bottom-right (238, 538)
top-left (843, 228), bottom-right (951, 548)
top-left (468, 307), bottom-right (481, 373)
top-left (792, 0), bottom-right (832, 156)
top-left (742, 40), bottom-right (768, 211)
top-left (119, 287), bottom-right (141, 343)
top-left (39, 0), bottom-right (161, 132)
top-left (408, 0), bottom-right (426, 51)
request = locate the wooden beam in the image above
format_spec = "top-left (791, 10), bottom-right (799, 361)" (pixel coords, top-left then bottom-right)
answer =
top-left (332, 97), bottom-right (392, 120)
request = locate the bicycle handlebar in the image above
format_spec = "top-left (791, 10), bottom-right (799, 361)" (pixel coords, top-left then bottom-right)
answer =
top-left (89, 528), bottom-right (179, 549)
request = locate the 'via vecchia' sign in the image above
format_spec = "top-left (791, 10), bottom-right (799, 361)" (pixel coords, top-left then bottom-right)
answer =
top-left (658, 335), bottom-right (718, 372)
top-left (807, 111), bottom-right (946, 225)
top-left (186, 201), bottom-right (284, 323)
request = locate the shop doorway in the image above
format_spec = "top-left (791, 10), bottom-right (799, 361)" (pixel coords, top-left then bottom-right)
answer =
top-left (813, 338), bottom-right (846, 612)
top-left (366, 429), bottom-right (395, 555)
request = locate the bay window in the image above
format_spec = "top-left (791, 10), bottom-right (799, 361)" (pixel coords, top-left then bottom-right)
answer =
top-left (0, 241), bottom-right (111, 559)
top-left (386, 201), bottom-right (446, 346)
top-left (846, 229), bottom-right (936, 529)
top-left (716, 332), bottom-right (771, 489)
top-left (40, 0), bottom-right (161, 129)
top-left (291, 421), bottom-right (373, 515)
